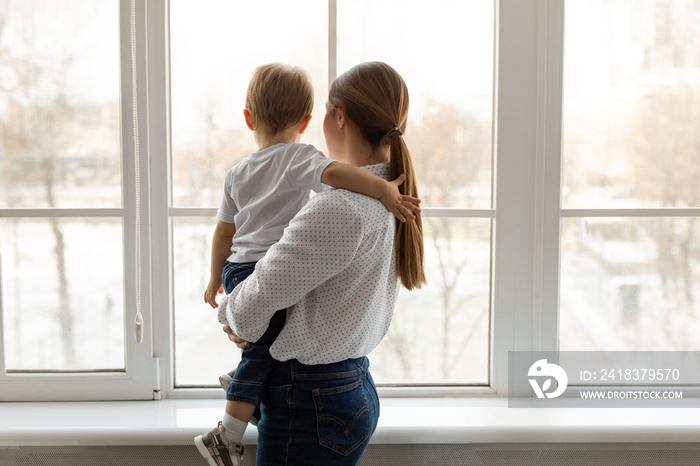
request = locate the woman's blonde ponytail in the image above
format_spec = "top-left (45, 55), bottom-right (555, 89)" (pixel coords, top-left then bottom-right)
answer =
top-left (389, 135), bottom-right (426, 290)
top-left (330, 62), bottom-right (426, 290)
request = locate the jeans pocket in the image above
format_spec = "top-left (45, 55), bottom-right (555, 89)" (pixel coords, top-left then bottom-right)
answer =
top-left (312, 378), bottom-right (370, 457)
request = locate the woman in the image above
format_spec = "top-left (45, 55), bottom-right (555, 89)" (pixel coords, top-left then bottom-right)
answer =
top-left (222, 61), bottom-right (425, 465)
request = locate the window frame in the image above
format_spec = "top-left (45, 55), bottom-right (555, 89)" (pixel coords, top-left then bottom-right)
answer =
top-left (161, 0), bottom-right (565, 399)
top-left (489, 0), bottom-right (564, 396)
top-left (10, 0), bottom-right (693, 402)
top-left (0, 0), bottom-right (563, 401)
top-left (0, 0), bottom-right (158, 401)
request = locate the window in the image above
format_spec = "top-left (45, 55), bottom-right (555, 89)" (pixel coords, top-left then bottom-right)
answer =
top-left (0, 0), bottom-right (155, 400)
top-left (559, 0), bottom-right (700, 352)
top-left (169, 0), bottom-right (330, 387)
top-left (169, 0), bottom-right (494, 388)
top-left (2, 0), bottom-right (696, 401)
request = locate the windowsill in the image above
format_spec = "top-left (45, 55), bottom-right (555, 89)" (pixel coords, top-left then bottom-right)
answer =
top-left (1, 397), bottom-right (699, 447)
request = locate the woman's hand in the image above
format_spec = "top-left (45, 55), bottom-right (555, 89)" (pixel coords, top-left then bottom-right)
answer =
top-left (222, 325), bottom-right (250, 349)
top-left (380, 174), bottom-right (421, 222)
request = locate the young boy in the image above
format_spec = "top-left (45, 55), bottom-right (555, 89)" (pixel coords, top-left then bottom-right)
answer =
top-left (194, 63), bottom-right (419, 466)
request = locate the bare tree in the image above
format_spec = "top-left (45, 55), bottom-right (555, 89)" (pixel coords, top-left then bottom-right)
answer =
top-left (3, 98), bottom-right (79, 369)
top-left (626, 84), bottom-right (700, 318)
top-left (0, 2), bottom-right (89, 368)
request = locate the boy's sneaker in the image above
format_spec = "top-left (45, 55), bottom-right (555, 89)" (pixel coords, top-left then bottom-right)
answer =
top-left (219, 370), bottom-right (260, 427)
top-left (194, 422), bottom-right (244, 466)
top-left (218, 370), bottom-right (235, 392)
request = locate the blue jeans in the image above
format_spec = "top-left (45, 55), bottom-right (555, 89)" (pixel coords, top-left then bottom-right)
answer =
top-left (222, 261), bottom-right (286, 406)
top-left (255, 357), bottom-right (380, 466)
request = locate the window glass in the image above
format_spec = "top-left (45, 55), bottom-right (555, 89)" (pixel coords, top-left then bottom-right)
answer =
top-left (170, 0), bottom-right (328, 208)
top-left (170, 0), bottom-right (327, 385)
top-left (0, 0), bottom-right (121, 209)
top-left (560, 217), bottom-right (700, 351)
top-left (337, 0), bottom-right (494, 384)
top-left (170, 0), bottom-right (494, 387)
top-left (172, 217), bottom-right (239, 385)
top-left (560, 0), bottom-right (700, 352)
top-left (337, 0), bottom-right (494, 209)
top-left (372, 218), bottom-right (491, 384)
top-left (562, 0), bottom-right (700, 209)
top-left (0, 1), bottom-right (124, 373)
top-left (2, 218), bottom-right (125, 371)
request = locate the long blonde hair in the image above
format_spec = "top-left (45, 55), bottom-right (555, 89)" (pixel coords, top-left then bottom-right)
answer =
top-left (329, 62), bottom-right (426, 290)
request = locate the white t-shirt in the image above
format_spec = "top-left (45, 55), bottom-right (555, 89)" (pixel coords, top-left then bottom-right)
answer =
top-left (216, 143), bottom-right (335, 263)
top-left (219, 163), bottom-right (399, 365)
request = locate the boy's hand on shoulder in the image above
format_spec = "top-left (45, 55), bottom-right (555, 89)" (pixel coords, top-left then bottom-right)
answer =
top-left (380, 174), bottom-right (421, 222)
top-left (204, 277), bottom-right (224, 309)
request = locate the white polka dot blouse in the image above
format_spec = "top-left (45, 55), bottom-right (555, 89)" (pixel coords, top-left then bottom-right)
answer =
top-left (218, 162), bottom-right (400, 365)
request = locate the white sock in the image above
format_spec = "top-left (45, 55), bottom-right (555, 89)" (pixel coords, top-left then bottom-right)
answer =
top-left (221, 413), bottom-right (247, 445)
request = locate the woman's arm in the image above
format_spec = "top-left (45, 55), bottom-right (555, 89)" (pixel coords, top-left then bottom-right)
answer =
top-left (219, 192), bottom-right (364, 342)
top-left (321, 162), bottom-right (420, 222)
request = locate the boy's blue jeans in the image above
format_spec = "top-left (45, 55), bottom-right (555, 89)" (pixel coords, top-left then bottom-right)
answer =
top-left (222, 261), bottom-right (286, 407)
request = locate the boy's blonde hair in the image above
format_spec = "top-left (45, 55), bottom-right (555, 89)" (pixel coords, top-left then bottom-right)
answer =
top-left (245, 63), bottom-right (314, 134)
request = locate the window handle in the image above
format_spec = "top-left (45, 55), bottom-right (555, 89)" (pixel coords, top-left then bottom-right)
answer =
top-left (135, 312), bottom-right (143, 344)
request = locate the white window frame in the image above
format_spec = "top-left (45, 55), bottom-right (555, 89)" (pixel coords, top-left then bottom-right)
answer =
top-left (0, 0), bottom-right (159, 401)
top-left (159, 0), bottom-right (567, 399)
top-left (14, 0), bottom-right (694, 401)
top-left (489, 0), bottom-right (564, 396)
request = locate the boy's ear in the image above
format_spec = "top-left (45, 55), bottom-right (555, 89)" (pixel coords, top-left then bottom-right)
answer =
top-left (243, 109), bottom-right (255, 131)
top-left (298, 115), bottom-right (312, 135)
